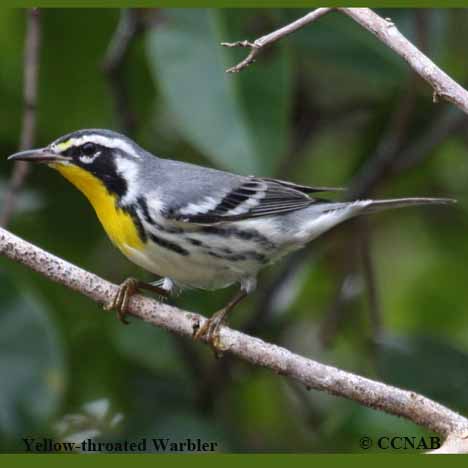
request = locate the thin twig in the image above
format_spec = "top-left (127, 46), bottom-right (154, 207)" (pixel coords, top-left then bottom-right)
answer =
top-left (223, 8), bottom-right (468, 115)
top-left (1, 226), bottom-right (468, 443)
top-left (221, 8), bottom-right (333, 73)
top-left (102, 9), bottom-right (142, 135)
top-left (0, 9), bottom-right (41, 227)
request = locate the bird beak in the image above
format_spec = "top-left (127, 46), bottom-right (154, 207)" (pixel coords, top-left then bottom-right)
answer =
top-left (7, 148), bottom-right (71, 163)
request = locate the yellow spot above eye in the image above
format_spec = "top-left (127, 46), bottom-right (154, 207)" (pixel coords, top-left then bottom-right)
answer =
top-left (55, 140), bottom-right (74, 152)
top-left (50, 163), bottom-right (144, 253)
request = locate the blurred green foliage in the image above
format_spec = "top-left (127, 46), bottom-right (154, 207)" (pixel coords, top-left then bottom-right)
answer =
top-left (1, 8), bottom-right (468, 453)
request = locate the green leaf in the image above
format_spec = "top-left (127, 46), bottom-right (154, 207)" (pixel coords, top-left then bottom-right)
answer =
top-left (0, 272), bottom-right (65, 436)
top-left (146, 9), bottom-right (291, 175)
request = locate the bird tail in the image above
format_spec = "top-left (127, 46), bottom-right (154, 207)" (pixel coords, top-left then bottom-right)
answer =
top-left (293, 197), bottom-right (456, 244)
top-left (354, 197), bottom-right (457, 216)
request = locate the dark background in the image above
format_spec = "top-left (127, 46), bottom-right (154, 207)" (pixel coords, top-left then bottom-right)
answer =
top-left (1, 8), bottom-right (468, 453)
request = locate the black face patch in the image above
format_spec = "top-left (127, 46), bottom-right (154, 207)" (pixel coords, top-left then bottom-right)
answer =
top-left (63, 144), bottom-right (128, 199)
top-left (82, 142), bottom-right (97, 156)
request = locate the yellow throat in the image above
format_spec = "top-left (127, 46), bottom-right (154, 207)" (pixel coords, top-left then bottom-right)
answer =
top-left (51, 163), bottom-right (144, 253)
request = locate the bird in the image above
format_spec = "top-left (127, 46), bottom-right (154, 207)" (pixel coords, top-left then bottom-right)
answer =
top-left (8, 129), bottom-right (456, 350)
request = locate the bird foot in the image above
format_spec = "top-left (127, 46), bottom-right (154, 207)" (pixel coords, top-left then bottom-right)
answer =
top-left (104, 277), bottom-right (139, 324)
top-left (104, 277), bottom-right (169, 324)
top-left (193, 308), bottom-right (228, 357)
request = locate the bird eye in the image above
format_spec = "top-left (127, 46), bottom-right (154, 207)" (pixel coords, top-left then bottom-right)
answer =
top-left (82, 142), bottom-right (96, 156)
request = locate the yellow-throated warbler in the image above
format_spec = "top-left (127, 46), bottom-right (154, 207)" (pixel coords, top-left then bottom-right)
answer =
top-left (8, 129), bottom-right (456, 348)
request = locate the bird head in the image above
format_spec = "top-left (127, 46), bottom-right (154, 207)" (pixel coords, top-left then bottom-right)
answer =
top-left (8, 129), bottom-right (145, 203)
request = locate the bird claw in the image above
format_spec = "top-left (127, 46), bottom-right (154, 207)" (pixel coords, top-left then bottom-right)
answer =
top-left (104, 277), bottom-right (139, 324)
top-left (156, 293), bottom-right (168, 303)
top-left (193, 309), bottom-right (228, 357)
top-left (105, 278), bottom-right (171, 324)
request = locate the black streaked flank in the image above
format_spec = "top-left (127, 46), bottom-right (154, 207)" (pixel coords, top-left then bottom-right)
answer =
top-left (187, 238), bottom-right (205, 247)
top-left (137, 196), bottom-right (155, 225)
top-left (125, 204), bottom-right (147, 243)
top-left (207, 251), bottom-right (226, 259)
top-left (207, 251), bottom-right (248, 262)
top-left (137, 197), bottom-right (184, 234)
top-left (158, 223), bottom-right (184, 235)
top-left (200, 226), bottom-right (275, 250)
top-left (206, 245), bottom-right (268, 264)
top-left (138, 197), bottom-right (274, 248)
top-left (149, 233), bottom-right (190, 256)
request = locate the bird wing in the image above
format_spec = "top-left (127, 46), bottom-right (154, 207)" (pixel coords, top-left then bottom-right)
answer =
top-left (167, 176), bottom-right (341, 224)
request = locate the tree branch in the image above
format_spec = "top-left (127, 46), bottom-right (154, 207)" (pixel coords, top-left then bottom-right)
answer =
top-left (338, 8), bottom-right (468, 113)
top-left (1, 225), bottom-right (468, 443)
top-left (221, 8), bottom-right (332, 73)
top-left (0, 9), bottom-right (41, 227)
top-left (223, 8), bottom-right (468, 115)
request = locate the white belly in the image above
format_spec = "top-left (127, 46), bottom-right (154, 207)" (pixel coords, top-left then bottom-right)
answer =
top-left (122, 242), bottom-right (245, 291)
top-left (119, 212), bottom-right (286, 291)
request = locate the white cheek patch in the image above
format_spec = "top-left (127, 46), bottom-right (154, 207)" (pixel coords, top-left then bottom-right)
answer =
top-left (115, 157), bottom-right (140, 204)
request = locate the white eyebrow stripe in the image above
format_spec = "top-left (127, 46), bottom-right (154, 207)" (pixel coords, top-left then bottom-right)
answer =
top-left (54, 135), bottom-right (140, 158)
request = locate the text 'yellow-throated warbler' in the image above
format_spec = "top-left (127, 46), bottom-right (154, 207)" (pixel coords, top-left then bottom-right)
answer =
top-left (8, 129), bottom-right (456, 348)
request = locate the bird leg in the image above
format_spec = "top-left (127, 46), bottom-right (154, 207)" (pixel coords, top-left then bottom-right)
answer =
top-left (193, 289), bottom-right (247, 354)
top-left (104, 277), bottom-right (170, 324)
